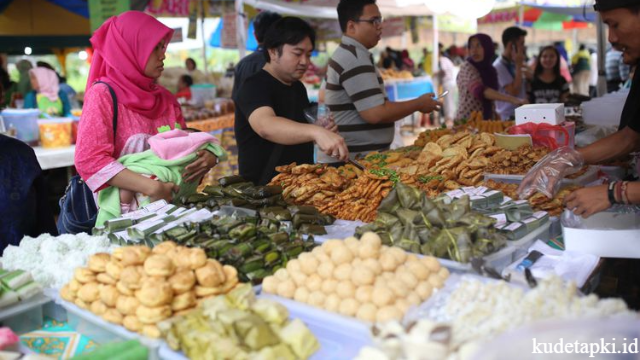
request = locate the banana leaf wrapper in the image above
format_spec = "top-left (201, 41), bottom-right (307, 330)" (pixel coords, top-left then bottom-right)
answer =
top-left (242, 185), bottom-right (283, 199)
top-left (378, 188), bottom-right (400, 213)
top-left (298, 224), bottom-right (327, 235)
top-left (287, 205), bottom-right (320, 216)
top-left (218, 175), bottom-right (246, 187)
top-left (202, 185), bottom-right (225, 197)
top-left (396, 182), bottom-right (422, 210)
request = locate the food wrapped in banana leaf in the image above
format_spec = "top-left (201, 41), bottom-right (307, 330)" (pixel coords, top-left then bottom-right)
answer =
top-left (202, 185), bottom-right (225, 197)
top-left (287, 205), bottom-right (319, 216)
top-left (357, 184), bottom-right (507, 264)
top-left (242, 185), bottom-right (283, 199)
top-left (298, 224), bottom-right (327, 235)
top-left (218, 175), bottom-right (246, 187)
top-left (396, 182), bottom-right (422, 210)
top-left (259, 207), bottom-right (292, 222)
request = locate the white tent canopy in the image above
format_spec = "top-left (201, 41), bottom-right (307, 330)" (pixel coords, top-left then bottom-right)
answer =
top-left (240, 0), bottom-right (435, 20)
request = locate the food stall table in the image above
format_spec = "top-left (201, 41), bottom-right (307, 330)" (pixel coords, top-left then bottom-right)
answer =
top-left (32, 146), bottom-right (75, 171)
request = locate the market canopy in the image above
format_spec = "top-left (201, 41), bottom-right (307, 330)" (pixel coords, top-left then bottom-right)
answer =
top-left (241, 0), bottom-right (435, 19)
top-left (0, 0), bottom-right (92, 54)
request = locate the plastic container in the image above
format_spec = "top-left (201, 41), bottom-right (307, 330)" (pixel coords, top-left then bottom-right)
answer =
top-left (0, 109), bottom-right (41, 145)
top-left (472, 317), bottom-right (640, 360)
top-left (484, 165), bottom-right (600, 186)
top-left (159, 294), bottom-right (373, 360)
top-left (259, 294), bottom-right (372, 360)
top-left (43, 301), bottom-right (68, 322)
top-left (61, 299), bottom-right (162, 359)
top-left (38, 117), bottom-right (73, 148)
top-left (0, 293), bottom-right (49, 335)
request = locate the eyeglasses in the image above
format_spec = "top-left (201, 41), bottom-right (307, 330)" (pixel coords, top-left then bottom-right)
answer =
top-left (354, 17), bottom-right (383, 26)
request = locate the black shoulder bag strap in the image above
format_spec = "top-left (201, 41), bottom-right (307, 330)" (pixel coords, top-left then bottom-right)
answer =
top-left (94, 80), bottom-right (118, 136)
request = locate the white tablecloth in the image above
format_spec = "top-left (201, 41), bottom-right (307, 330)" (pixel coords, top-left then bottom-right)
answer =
top-left (33, 146), bottom-right (75, 170)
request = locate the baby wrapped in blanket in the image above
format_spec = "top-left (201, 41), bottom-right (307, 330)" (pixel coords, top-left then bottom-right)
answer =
top-left (96, 129), bottom-right (227, 226)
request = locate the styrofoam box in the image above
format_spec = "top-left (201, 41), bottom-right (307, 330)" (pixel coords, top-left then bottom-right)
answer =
top-left (0, 293), bottom-right (49, 335)
top-left (563, 212), bottom-right (640, 259)
top-left (159, 293), bottom-right (373, 360)
top-left (260, 294), bottom-right (372, 360)
top-left (484, 165), bottom-right (600, 186)
top-left (61, 299), bottom-right (162, 360)
top-left (515, 103), bottom-right (564, 126)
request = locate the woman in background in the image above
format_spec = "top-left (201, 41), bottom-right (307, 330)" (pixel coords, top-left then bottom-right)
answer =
top-left (528, 46), bottom-right (570, 104)
top-left (24, 67), bottom-right (70, 117)
top-left (456, 33), bottom-right (526, 120)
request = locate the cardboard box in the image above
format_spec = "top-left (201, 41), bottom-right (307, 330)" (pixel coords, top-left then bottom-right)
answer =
top-left (515, 103), bottom-right (564, 125)
top-left (563, 212), bottom-right (640, 259)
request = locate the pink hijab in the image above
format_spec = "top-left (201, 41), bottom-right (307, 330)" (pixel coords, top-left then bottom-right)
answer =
top-left (87, 11), bottom-right (177, 119)
top-left (30, 67), bottom-right (59, 102)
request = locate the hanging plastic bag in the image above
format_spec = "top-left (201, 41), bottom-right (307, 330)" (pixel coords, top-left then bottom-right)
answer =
top-left (517, 146), bottom-right (585, 199)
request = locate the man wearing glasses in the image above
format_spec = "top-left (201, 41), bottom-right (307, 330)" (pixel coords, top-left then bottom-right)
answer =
top-left (319, 0), bottom-right (441, 164)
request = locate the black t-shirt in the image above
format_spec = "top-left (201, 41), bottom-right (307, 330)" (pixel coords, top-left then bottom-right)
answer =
top-left (234, 70), bottom-right (313, 185)
top-left (619, 66), bottom-right (640, 132)
top-left (528, 76), bottom-right (569, 104)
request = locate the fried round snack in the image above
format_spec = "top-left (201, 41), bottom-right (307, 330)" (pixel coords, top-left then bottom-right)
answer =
top-left (168, 270), bottom-right (196, 295)
top-left (136, 305), bottom-right (171, 324)
top-left (143, 254), bottom-right (175, 277)
top-left (88, 253), bottom-right (111, 273)
top-left (116, 295), bottom-right (140, 316)
top-left (103, 308), bottom-right (123, 325)
top-left (135, 280), bottom-right (173, 307)
top-left (75, 268), bottom-right (96, 284)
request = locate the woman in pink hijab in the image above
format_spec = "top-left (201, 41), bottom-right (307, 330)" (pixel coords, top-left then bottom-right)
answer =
top-left (24, 67), bottom-right (71, 117)
top-left (75, 11), bottom-right (219, 203)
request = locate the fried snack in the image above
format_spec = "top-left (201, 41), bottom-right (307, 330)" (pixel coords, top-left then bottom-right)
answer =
top-left (103, 308), bottom-right (123, 325)
top-left (168, 270), bottom-right (196, 294)
top-left (60, 285), bottom-right (76, 302)
top-left (75, 268), bottom-right (96, 284)
top-left (97, 273), bottom-right (116, 285)
top-left (195, 260), bottom-right (226, 287)
top-left (171, 291), bottom-right (196, 311)
top-left (77, 282), bottom-right (100, 303)
top-left (90, 300), bottom-right (108, 316)
top-left (116, 296), bottom-right (140, 316)
top-left (143, 254), bottom-right (175, 277)
top-left (136, 305), bottom-right (171, 324)
top-left (105, 260), bottom-right (123, 280)
top-left (100, 284), bottom-right (119, 307)
top-left (136, 281), bottom-right (173, 307)
top-left (88, 253), bottom-right (111, 273)
top-left (483, 179), bottom-right (580, 216)
top-left (151, 241), bottom-right (177, 255)
top-left (121, 246), bottom-right (151, 266)
top-left (123, 315), bottom-right (143, 332)
top-left (485, 146), bottom-right (549, 175)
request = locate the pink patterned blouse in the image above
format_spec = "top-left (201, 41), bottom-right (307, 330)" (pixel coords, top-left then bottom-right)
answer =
top-left (455, 61), bottom-right (486, 120)
top-left (75, 83), bottom-right (187, 192)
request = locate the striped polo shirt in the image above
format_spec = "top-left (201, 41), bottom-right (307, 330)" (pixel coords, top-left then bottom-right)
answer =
top-left (318, 35), bottom-right (391, 163)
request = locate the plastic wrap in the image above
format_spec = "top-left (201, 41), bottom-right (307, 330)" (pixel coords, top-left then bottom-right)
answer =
top-left (517, 147), bottom-right (585, 199)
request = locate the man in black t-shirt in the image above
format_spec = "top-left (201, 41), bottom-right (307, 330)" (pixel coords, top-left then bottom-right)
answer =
top-left (231, 11), bottom-right (281, 100)
top-left (519, 0), bottom-right (640, 217)
top-left (234, 17), bottom-right (348, 185)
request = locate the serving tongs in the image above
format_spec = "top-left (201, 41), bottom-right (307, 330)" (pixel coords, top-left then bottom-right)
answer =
top-left (347, 158), bottom-right (366, 171)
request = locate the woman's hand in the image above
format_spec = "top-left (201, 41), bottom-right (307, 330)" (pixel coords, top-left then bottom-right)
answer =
top-left (149, 181), bottom-right (179, 203)
top-left (564, 185), bottom-right (611, 218)
top-left (183, 150), bottom-right (218, 183)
